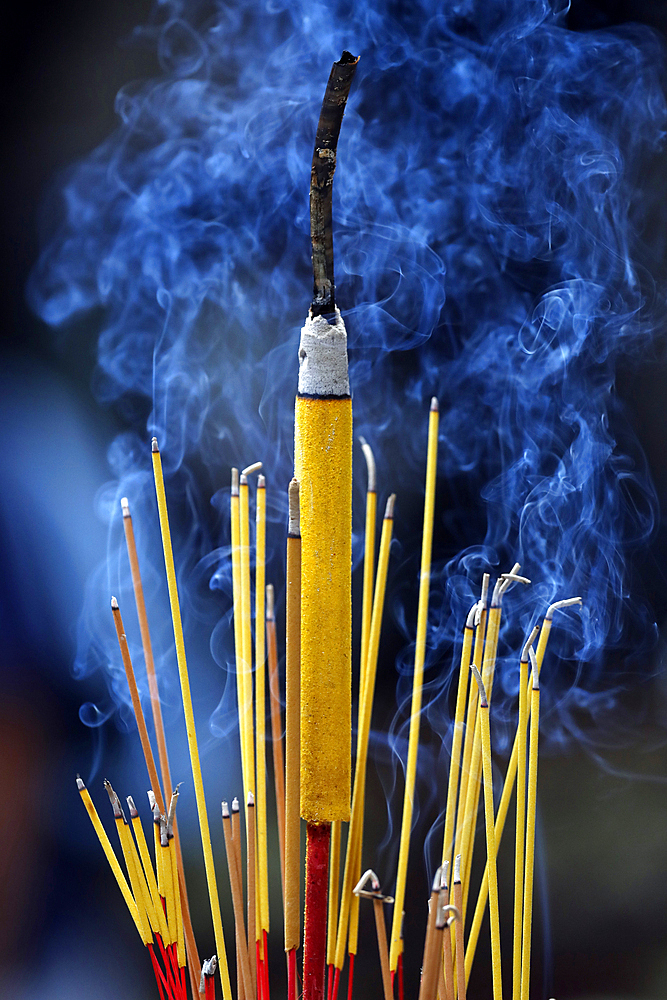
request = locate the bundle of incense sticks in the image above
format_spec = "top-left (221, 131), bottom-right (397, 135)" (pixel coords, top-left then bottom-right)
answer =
top-left (74, 54), bottom-right (585, 1000)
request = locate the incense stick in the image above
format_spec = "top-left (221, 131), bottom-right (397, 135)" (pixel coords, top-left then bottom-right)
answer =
top-left (520, 649), bottom-right (541, 1000)
top-left (151, 438), bottom-right (232, 1000)
top-left (389, 398), bottom-right (439, 974)
top-left (255, 474), bottom-right (270, 952)
top-left (266, 584), bottom-right (286, 894)
top-left (353, 871), bottom-right (393, 1000)
top-left (284, 479), bottom-right (301, 983)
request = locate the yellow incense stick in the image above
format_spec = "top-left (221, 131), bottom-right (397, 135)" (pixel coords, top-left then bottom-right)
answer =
top-left (389, 399), bottom-right (438, 973)
top-left (246, 791), bottom-right (257, 999)
top-left (327, 820), bottom-right (342, 971)
top-left (513, 630), bottom-right (539, 1000)
top-left (128, 795), bottom-right (169, 943)
top-left (464, 599), bottom-right (581, 981)
top-left (255, 474), bottom-right (269, 938)
top-left (222, 800), bottom-right (253, 1000)
top-left (284, 478), bottom-right (302, 954)
top-left (231, 468), bottom-right (248, 793)
top-left (76, 778), bottom-right (142, 936)
top-left (470, 664), bottom-right (502, 1000)
top-left (266, 584), bottom-right (285, 893)
top-left (520, 649), bottom-right (541, 1000)
top-left (239, 467), bottom-right (258, 810)
top-left (105, 783), bottom-right (153, 944)
top-left (152, 438), bottom-right (232, 1000)
top-left (440, 600), bottom-right (477, 878)
top-left (334, 495), bottom-right (395, 973)
top-left (453, 856), bottom-right (466, 1000)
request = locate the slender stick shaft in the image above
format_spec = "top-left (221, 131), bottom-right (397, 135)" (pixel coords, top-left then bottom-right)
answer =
top-left (284, 480), bottom-right (302, 954)
top-left (231, 473), bottom-right (248, 790)
top-left (417, 889), bottom-right (440, 1000)
top-left (152, 441), bottom-right (232, 1000)
top-left (256, 478), bottom-right (270, 941)
top-left (239, 477), bottom-right (256, 808)
top-left (478, 702), bottom-right (502, 1000)
top-left (334, 499), bottom-right (395, 973)
top-left (453, 877), bottom-right (466, 1000)
top-left (326, 820), bottom-right (341, 971)
top-left (247, 798), bottom-right (258, 1000)
top-left (520, 681), bottom-right (541, 1000)
top-left (513, 655), bottom-right (529, 1000)
top-left (389, 400), bottom-right (439, 973)
top-left (373, 899), bottom-right (393, 1000)
top-left (266, 587), bottom-right (286, 894)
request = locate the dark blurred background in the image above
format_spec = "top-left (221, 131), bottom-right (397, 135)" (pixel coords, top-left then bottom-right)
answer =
top-left (3, 1), bottom-right (667, 998)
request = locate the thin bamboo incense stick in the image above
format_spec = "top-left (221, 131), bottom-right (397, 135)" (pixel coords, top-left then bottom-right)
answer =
top-left (352, 871), bottom-right (393, 1000)
top-left (110, 598), bottom-right (163, 810)
top-left (247, 790), bottom-right (258, 1000)
top-left (266, 584), bottom-right (286, 893)
top-left (333, 495), bottom-right (396, 988)
top-left (470, 664), bottom-right (502, 1000)
top-left (151, 437), bottom-right (232, 1000)
top-left (284, 479), bottom-right (301, 986)
top-left (121, 499), bottom-right (201, 995)
top-left (418, 867), bottom-right (441, 1000)
top-left (347, 437), bottom-right (377, 973)
top-left (452, 856), bottom-right (466, 1000)
top-left (440, 600), bottom-right (477, 878)
top-left (441, 869), bottom-right (455, 1000)
top-left (513, 629), bottom-right (539, 1000)
top-left (222, 800), bottom-right (253, 1000)
top-left (105, 782), bottom-right (153, 944)
top-left (231, 797), bottom-right (248, 1000)
top-left (231, 469), bottom-right (248, 790)
top-left (389, 398), bottom-right (439, 975)
top-left (76, 777), bottom-right (142, 936)
top-left (239, 466), bottom-right (259, 813)
top-left (255, 474), bottom-right (270, 950)
top-left (128, 795), bottom-right (169, 944)
top-left (520, 649), bottom-right (541, 1000)
top-left (326, 820), bottom-right (342, 993)
top-left (464, 600), bottom-right (582, 982)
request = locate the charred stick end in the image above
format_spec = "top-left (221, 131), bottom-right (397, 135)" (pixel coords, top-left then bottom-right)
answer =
top-left (310, 51), bottom-right (359, 317)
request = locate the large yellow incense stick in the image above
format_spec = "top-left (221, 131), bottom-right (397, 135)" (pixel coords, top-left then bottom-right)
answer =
top-left (520, 649), bottom-right (541, 1000)
top-left (389, 399), bottom-right (439, 974)
top-left (470, 663), bottom-right (502, 1000)
top-left (513, 629), bottom-right (539, 1000)
top-left (255, 473), bottom-right (269, 941)
top-left (440, 600), bottom-right (477, 878)
top-left (121, 498), bottom-right (200, 993)
top-left (464, 599), bottom-right (581, 981)
top-left (76, 777), bottom-right (142, 936)
top-left (151, 438), bottom-right (232, 1000)
top-left (333, 495), bottom-right (396, 974)
top-left (284, 478), bottom-right (301, 956)
top-left (294, 310), bottom-right (353, 824)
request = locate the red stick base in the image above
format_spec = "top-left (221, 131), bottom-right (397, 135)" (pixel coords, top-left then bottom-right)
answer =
top-left (303, 822), bottom-right (331, 1000)
top-left (346, 953), bottom-right (355, 1000)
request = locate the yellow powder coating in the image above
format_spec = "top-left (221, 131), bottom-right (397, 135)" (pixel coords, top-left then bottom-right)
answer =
top-left (335, 503), bottom-right (394, 972)
top-left (77, 782), bottom-right (142, 937)
top-left (440, 616), bottom-right (475, 878)
top-left (230, 478), bottom-right (247, 789)
top-left (478, 700), bottom-right (502, 1000)
top-left (255, 481), bottom-right (269, 936)
top-left (131, 810), bottom-right (168, 943)
top-left (239, 480), bottom-right (256, 805)
top-left (453, 604), bottom-right (487, 868)
top-left (152, 443), bottom-right (233, 1000)
top-left (464, 604), bottom-right (580, 981)
top-left (512, 654), bottom-right (529, 1000)
top-left (326, 820), bottom-right (341, 967)
top-left (520, 672), bottom-right (541, 1000)
top-left (294, 395), bottom-right (353, 823)
top-left (246, 799), bottom-right (257, 994)
top-left (162, 837), bottom-right (176, 946)
top-left (284, 521), bottom-right (302, 953)
top-left (389, 401), bottom-right (439, 974)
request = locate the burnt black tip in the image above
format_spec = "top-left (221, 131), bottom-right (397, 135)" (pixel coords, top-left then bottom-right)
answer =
top-left (339, 50), bottom-right (359, 65)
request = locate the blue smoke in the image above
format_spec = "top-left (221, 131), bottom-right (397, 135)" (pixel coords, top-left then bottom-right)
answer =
top-left (28, 0), bottom-right (665, 817)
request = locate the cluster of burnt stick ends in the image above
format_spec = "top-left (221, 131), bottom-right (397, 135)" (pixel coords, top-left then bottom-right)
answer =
top-left (75, 52), bottom-right (583, 1000)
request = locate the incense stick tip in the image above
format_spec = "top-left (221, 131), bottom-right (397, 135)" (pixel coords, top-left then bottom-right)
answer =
top-left (247, 789), bottom-right (255, 807)
top-left (546, 596), bottom-right (583, 620)
top-left (221, 800), bottom-right (229, 819)
top-left (430, 396), bottom-right (439, 412)
top-left (470, 663), bottom-right (488, 707)
top-left (241, 461), bottom-right (262, 477)
top-left (466, 601), bottom-right (478, 629)
top-left (76, 776), bottom-right (85, 791)
top-left (257, 473), bottom-right (266, 489)
top-left (384, 493), bottom-right (396, 519)
top-left (359, 436), bottom-right (377, 492)
top-left (521, 625), bottom-right (540, 663)
top-left (288, 477), bottom-right (301, 536)
top-left (120, 497), bottom-right (130, 517)
top-left (529, 647), bottom-right (540, 689)
top-left (231, 796), bottom-right (240, 813)
top-left (110, 596), bottom-right (119, 610)
top-left (126, 796), bottom-right (138, 818)
top-left (266, 583), bottom-right (275, 620)
top-left (231, 467), bottom-right (239, 495)
top-left (151, 437), bottom-right (159, 453)
top-left (453, 853), bottom-right (462, 884)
